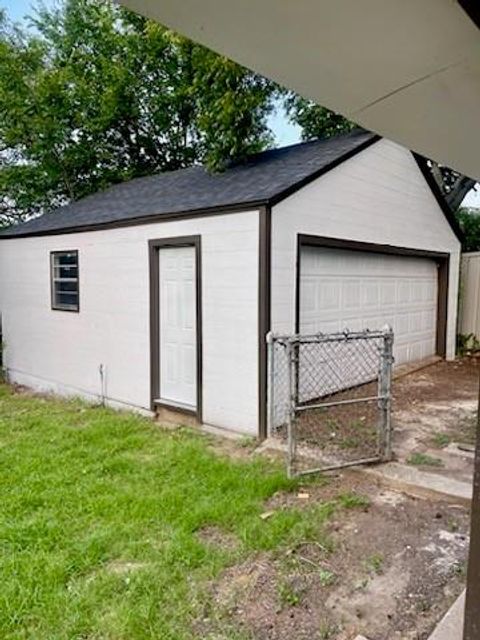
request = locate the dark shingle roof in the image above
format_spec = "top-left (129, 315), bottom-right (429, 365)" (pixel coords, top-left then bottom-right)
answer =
top-left (1, 129), bottom-right (378, 238)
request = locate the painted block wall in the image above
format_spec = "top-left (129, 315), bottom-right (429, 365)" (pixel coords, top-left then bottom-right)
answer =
top-left (0, 210), bottom-right (260, 434)
top-left (271, 139), bottom-right (461, 359)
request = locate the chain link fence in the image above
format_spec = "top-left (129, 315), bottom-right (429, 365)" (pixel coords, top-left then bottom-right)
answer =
top-left (267, 327), bottom-right (394, 477)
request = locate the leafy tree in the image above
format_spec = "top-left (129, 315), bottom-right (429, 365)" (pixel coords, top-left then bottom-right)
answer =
top-left (285, 94), bottom-right (355, 141)
top-left (456, 207), bottom-right (480, 252)
top-left (0, 1), bottom-right (277, 226)
top-left (428, 162), bottom-right (476, 212)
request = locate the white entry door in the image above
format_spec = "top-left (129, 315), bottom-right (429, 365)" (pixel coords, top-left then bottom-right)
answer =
top-left (299, 246), bottom-right (438, 365)
top-left (159, 246), bottom-right (197, 408)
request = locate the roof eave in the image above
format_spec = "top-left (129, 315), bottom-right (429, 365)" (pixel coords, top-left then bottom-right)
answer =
top-left (0, 200), bottom-right (270, 239)
top-left (411, 153), bottom-right (464, 243)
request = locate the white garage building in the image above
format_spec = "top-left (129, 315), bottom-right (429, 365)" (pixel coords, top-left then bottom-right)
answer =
top-left (0, 130), bottom-right (461, 437)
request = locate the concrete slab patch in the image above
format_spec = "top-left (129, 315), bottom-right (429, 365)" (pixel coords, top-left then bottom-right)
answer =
top-left (363, 462), bottom-right (473, 506)
top-left (444, 442), bottom-right (475, 460)
top-left (428, 590), bottom-right (465, 640)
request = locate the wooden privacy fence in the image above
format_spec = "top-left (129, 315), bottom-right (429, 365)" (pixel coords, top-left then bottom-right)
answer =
top-left (460, 252), bottom-right (480, 341)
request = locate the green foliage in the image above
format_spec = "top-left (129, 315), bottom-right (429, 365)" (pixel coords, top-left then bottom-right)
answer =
top-left (277, 579), bottom-right (302, 607)
top-left (407, 452), bottom-right (444, 467)
top-left (456, 332), bottom-right (480, 356)
top-left (0, 383), bottom-right (338, 639)
top-left (0, 1), bottom-right (277, 226)
top-left (432, 432), bottom-right (451, 448)
top-left (318, 568), bottom-right (336, 586)
top-left (285, 94), bottom-right (355, 141)
top-left (337, 491), bottom-right (371, 509)
top-left (319, 623), bottom-right (338, 639)
top-left (365, 553), bottom-right (384, 575)
top-left (455, 207), bottom-right (480, 251)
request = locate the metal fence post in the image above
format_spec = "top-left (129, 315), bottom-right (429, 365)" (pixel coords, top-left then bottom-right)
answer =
top-left (266, 332), bottom-right (274, 438)
top-left (379, 325), bottom-right (394, 461)
top-left (293, 341), bottom-right (300, 407)
top-left (285, 340), bottom-right (297, 478)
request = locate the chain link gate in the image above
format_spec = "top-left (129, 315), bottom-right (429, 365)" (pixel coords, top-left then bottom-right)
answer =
top-left (267, 327), bottom-right (394, 477)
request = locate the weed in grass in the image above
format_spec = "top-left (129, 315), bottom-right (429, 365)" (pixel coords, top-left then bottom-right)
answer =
top-left (0, 383), bottom-right (339, 640)
top-left (338, 423), bottom-right (376, 450)
top-left (239, 436), bottom-right (257, 449)
top-left (458, 414), bottom-right (477, 445)
top-left (354, 577), bottom-right (369, 591)
top-left (456, 333), bottom-right (480, 357)
top-left (318, 568), bottom-right (336, 587)
top-left (277, 579), bottom-right (302, 607)
top-left (337, 492), bottom-right (371, 509)
top-left (407, 452), bottom-right (444, 467)
top-left (416, 598), bottom-right (431, 613)
top-left (319, 622), bottom-right (338, 639)
top-left (448, 518), bottom-right (460, 533)
top-left (338, 436), bottom-right (361, 450)
top-left (365, 553), bottom-right (384, 575)
top-left (452, 561), bottom-right (466, 577)
top-left (432, 433), bottom-right (451, 448)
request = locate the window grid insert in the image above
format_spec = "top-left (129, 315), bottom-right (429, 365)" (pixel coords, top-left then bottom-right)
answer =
top-left (51, 250), bottom-right (79, 311)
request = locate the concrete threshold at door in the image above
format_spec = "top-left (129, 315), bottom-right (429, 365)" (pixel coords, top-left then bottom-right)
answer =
top-left (155, 405), bottom-right (200, 429)
top-left (427, 590), bottom-right (465, 640)
top-left (361, 462), bottom-right (473, 507)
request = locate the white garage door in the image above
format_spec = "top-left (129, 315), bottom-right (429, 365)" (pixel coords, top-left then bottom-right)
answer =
top-left (299, 246), bottom-right (438, 365)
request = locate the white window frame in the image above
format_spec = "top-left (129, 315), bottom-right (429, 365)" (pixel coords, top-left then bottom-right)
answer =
top-left (50, 250), bottom-right (80, 312)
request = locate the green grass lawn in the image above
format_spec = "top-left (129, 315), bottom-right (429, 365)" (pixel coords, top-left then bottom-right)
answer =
top-left (0, 384), bottom-right (344, 639)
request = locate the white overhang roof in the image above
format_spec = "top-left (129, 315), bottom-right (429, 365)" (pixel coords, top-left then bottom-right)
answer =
top-left (118, 0), bottom-right (480, 181)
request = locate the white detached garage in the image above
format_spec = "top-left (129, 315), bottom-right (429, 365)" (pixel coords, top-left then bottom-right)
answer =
top-left (0, 130), bottom-right (461, 437)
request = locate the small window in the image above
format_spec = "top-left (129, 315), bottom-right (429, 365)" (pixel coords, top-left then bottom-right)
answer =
top-left (50, 250), bottom-right (79, 312)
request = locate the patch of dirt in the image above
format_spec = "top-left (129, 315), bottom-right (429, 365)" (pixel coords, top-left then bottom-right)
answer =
top-left (391, 357), bottom-right (479, 482)
top-left (205, 432), bottom-right (284, 464)
top-left (295, 384), bottom-right (380, 462)
top-left (393, 357), bottom-right (480, 409)
top-left (106, 560), bottom-right (148, 575)
top-left (197, 476), bottom-right (469, 640)
top-left (265, 472), bottom-right (372, 512)
top-left (273, 381), bottom-right (383, 473)
top-left (11, 384), bottom-right (31, 395)
top-left (275, 357), bottom-right (479, 473)
top-left (67, 559), bottom-right (149, 592)
top-left (271, 358), bottom-right (479, 478)
top-left (196, 526), bottom-right (241, 553)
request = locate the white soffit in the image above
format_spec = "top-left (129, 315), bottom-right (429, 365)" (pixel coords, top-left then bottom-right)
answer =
top-left (118, 0), bottom-right (480, 181)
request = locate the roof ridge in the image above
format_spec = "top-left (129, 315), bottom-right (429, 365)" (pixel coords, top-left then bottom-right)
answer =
top-left (226, 126), bottom-right (373, 168)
